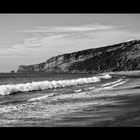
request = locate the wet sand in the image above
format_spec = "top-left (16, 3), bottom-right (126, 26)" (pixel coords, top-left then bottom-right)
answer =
top-left (52, 71), bottom-right (140, 127)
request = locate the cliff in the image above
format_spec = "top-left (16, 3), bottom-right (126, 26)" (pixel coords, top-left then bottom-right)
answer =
top-left (17, 40), bottom-right (140, 73)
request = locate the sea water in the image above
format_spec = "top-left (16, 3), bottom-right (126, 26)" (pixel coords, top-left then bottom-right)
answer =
top-left (0, 72), bottom-right (140, 127)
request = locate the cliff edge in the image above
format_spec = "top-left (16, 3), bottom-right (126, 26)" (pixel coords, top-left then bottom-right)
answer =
top-left (17, 40), bottom-right (140, 73)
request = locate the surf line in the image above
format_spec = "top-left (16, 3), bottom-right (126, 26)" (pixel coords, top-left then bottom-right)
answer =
top-left (0, 74), bottom-right (112, 95)
top-left (95, 79), bottom-right (129, 91)
top-left (101, 78), bottom-right (123, 87)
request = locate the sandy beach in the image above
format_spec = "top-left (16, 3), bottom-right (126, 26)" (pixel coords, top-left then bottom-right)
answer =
top-left (52, 70), bottom-right (140, 127)
top-left (0, 71), bottom-right (140, 127)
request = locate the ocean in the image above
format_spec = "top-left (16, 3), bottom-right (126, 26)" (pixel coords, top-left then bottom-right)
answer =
top-left (0, 72), bottom-right (140, 127)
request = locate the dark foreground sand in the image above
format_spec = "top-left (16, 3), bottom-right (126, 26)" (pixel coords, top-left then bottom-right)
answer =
top-left (101, 71), bottom-right (140, 127)
top-left (53, 71), bottom-right (140, 127)
top-left (54, 95), bottom-right (140, 127)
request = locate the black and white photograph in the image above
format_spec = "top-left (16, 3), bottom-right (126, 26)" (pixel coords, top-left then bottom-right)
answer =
top-left (0, 14), bottom-right (140, 127)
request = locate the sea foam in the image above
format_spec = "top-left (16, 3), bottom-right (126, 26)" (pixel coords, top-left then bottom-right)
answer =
top-left (0, 74), bottom-right (112, 95)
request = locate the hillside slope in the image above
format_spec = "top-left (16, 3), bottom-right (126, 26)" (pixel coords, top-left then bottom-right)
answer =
top-left (17, 40), bottom-right (140, 73)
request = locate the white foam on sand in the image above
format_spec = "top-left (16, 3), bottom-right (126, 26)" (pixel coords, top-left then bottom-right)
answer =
top-left (28, 93), bottom-right (56, 102)
top-left (95, 80), bottom-right (128, 92)
top-left (74, 89), bottom-right (82, 93)
top-left (101, 79), bottom-right (123, 87)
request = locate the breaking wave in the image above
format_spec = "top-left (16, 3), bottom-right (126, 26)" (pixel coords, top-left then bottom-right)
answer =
top-left (0, 74), bottom-right (112, 95)
top-left (27, 79), bottom-right (128, 103)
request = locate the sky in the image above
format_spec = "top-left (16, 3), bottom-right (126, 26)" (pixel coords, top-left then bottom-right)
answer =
top-left (0, 14), bottom-right (140, 72)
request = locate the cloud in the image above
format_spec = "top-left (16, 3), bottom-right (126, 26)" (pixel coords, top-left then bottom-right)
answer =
top-left (0, 53), bottom-right (28, 57)
top-left (17, 24), bottom-right (115, 48)
top-left (0, 45), bottom-right (17, 50)
top-left (7, 24), bottom-right (140, 54)
top-left (1, 23), bottom-right (140, 66)
top-left (22, 24), bottom-right (114, 33)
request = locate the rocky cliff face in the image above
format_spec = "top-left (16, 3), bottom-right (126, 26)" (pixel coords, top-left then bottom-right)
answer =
top-left (17, 40), bottom-right (140, 73)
